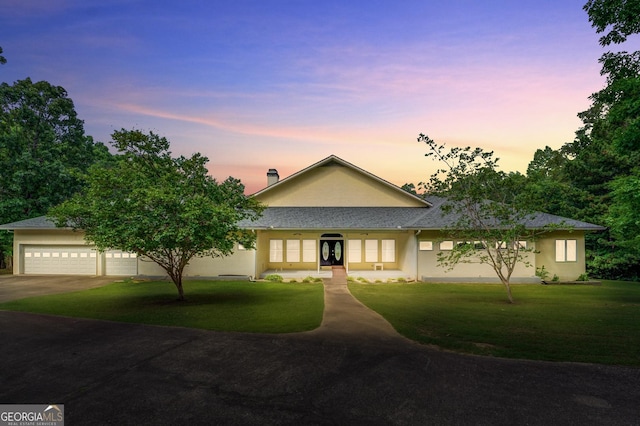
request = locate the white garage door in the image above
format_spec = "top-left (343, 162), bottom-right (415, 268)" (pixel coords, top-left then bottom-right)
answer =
top-left (105, 250), bottom-right (138, 276)
top-left (24, 246), bottom-right (97, 275)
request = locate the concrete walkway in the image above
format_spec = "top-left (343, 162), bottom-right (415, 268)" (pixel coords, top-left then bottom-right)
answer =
top-left (304, 266), bottom-right (411, 344)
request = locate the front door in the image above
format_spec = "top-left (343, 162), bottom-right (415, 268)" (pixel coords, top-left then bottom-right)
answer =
top-left (320, 240), bottom-right (344, 266)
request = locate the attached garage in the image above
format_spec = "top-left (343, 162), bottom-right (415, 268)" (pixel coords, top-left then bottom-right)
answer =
top-left (105, 250), bottom-right (138, 276)
top-left (24, 245), bottom-right (97, 275)
top-left (0, 218), bottom-right (138, 276)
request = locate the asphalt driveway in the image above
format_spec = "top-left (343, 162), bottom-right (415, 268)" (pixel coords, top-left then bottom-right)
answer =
top-left (1, 275), bottom-right (638, 424)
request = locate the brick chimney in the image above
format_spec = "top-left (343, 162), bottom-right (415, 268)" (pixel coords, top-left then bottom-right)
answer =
top-left (267, 168), bottom-right (279, 186)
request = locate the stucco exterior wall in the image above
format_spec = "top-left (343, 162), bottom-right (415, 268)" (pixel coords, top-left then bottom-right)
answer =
top-left (12, 229), bottom-right (255, 278)
top-left (535, 231), bottom-right (587, 281)
top-left (137, 245), bottom-right (256, 278)
top-left (416, 231), bottom-right (537, 282)
top-left (256, 165), bottom-right (425, 207)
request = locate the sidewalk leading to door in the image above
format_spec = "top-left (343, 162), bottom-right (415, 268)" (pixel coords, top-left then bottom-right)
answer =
top-left (303, 266), bottom-right (412, 344)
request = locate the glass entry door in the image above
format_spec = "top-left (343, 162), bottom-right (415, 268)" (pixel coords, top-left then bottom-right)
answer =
top-left (320, 239), bottom-right (344, 266)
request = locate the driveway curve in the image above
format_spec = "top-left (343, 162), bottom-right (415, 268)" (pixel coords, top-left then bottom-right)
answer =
top-left (0, 273), bottom-right (638, 424)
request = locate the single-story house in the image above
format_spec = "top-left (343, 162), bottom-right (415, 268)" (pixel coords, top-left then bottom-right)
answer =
top-left (0, 155), bottom-right (605, 282)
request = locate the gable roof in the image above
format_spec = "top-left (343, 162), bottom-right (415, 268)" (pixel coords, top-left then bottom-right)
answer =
top-left (251, 155), bottom-right (431, 207)
top-left (0, 163), bottom-right (606, 233)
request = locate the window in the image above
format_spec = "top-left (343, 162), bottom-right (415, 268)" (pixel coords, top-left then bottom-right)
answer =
top-left (286, 240), bottom-right (300, 262)
top-left (302, 240), bottom-right (316, 262)
top-left (269, 239), bottom-right (283, 262)
top-left (365, 239), bottom-right (378, 262)
top-left (348, 239), bottom-right (362, 263)
top-left (439, 241), bottom-right (454, 250)
top-left (419, 241), bottom-right (433, 251)
top-left (555, 239), bottom-right (577, 262)
top-left (382, 239), bottom-right (395, 262)
top-left (497, 241), bottom-right (527, 249)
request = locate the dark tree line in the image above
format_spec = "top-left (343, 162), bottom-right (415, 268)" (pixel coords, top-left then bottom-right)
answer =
top-left (0, 78), bottom-right (113, 268)
top-left (519, 0), bottom-right (640, 279)
top-left (408, 1), bottom-right (640, 280)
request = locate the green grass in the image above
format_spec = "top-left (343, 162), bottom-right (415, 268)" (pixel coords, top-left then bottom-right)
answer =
top-left (0, 280), bottom-right (324, 333)
top-left (349, 281), bottom-right (640, 366)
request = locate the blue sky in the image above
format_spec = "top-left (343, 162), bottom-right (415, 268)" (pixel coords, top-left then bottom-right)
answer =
top-left (1, 0), bottom-right (607, 193)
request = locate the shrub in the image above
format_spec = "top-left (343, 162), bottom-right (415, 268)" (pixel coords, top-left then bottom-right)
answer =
top-left (577, 273), bottom-right (589, 281)
top-left (535, 266), bottom-right (550, 281)
top-left (397, 277), bottom-right (407, 283)
top-left (264, 274), bottom-right (283, 282)
top-left (357, 277), bottom-right (369, 283)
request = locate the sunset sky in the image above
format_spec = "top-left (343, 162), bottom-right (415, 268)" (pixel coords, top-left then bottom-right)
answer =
top-left (1, 0), bottom-right (608, 193)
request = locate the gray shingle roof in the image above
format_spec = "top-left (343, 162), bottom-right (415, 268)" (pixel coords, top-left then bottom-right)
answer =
top-left (238, 207), bottom-right (427, 230)
top-left (0, 216), bottom-right (59, 230)
top-left (239, 201), bottom-right (606, 231)
top-left (404, 196), bottom-right (606, 231)
top-left (2, 198), bottom-right (606, 232)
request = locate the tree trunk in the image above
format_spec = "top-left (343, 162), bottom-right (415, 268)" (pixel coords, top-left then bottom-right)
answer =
top-left (166, 269), bottom-right (186, 301)
top-left (502, 280), bottom-right (514, 304)
top-left (176, 278), bottom-right (185, 301)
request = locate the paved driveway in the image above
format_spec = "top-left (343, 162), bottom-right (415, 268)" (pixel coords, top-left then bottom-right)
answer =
top-left (1, 311), bottom-right (638, 425)
top-left (0, 275), bottom-right (117, 302)
top-left (0, 275), bottom-right (638, 424)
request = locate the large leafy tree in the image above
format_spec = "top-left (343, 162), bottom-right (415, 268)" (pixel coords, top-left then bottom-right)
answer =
top-left (521, 1), bottom-right (640, 280)
top-left (418, 134), bottom-right (548, 304)
top-left (0, 78), bottom-right (110, 269)
top-left (554, 0), bottom-right (640, 279)
top-left (50, 129), bottom-right (264, 300)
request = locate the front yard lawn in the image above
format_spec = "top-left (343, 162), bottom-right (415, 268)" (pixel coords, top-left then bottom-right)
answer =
top-left (0, 280), bottom-right (324, 333)
top-left (349, 281), bottom-right (640, 366)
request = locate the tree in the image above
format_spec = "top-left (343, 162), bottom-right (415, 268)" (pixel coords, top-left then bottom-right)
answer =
top-left (550, 0), bottom-right (640, 279)
top-left (418, 134), bottom-right (549, 304)
top-left (584, 0), bottom-right (640, 46)
top-left (607, 172), bottom-right (640, 252)
top-left (0, 78), bottom-right (110, 269)
top-left (50, 129), bottom-right (264, 300)
top-left (0, 46), bottom-right (6, 64)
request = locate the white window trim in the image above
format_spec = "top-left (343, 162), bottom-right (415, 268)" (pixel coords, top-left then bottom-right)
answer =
top-left (419, 241), bottom-right (433, 251)
top-left (440, 241), bottom-right (454, 251)
top-left (302, 239), bottom-right (316, 263)
top-left (286, 239), bottom-right (300, 262)
top-left (381, 239), bottom-right (395, 262)
top-left (348, 239), bottom-right (362, 263)
top-left (270, 239), bottom-right (283, 262)
top-left (365, 239), bottom-right (378, 262)
top-left (555, 239), bottom-right (577, 262)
